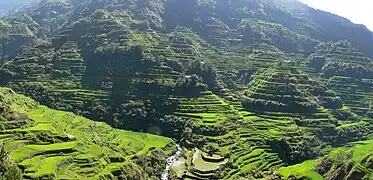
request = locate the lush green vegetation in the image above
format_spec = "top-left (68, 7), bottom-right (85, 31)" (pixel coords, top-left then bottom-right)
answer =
top-left (0, 88), bottom-right (174, 179)
top-left (1, 0), bottom-right (373, 179)
top-left (277, 140), bottom-right (373, 179)
top-left (0, 146), bottom-right (22, 180)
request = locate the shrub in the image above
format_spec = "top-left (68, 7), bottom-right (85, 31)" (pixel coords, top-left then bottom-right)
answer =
top-left (175, 74), bottom-right (207, 97)
top-left (186, 60), bottom-right (218, 88)
top-left (0, 146), bottom-right (22, 180)
top-left (165, 58), bottom-right (184, 72)
top-left (308, 55), bottom-right (326, 72)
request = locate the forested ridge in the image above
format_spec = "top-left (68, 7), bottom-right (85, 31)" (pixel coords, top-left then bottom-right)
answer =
top-left (1, 0), bottom-right (373, 179)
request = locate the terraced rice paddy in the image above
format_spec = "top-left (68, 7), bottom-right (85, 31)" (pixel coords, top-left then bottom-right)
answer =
top-left (2, 11), bottom-right (373, 179)
top-left (0, 88), bottom-right (174, 179)
top-left (278, 140), bottom-right (373, 179)
top-left (169, 90), bottom-right (292, 178)
top-left (166, 61), bottom-right (373, 179)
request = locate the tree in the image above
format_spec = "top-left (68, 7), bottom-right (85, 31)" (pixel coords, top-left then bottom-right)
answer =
top-left (113, 100), bottom-right (155, 130)
top-left (86, 101), bottom-right (109, 121)
top-left (0, 58), bottom-right (15, 85)
top-left (308, 55), bottom-right (326, 72)
top-left (165, 58), bottom-right (184, 72)
top-left (205, 144), bottom-right (219, 156)
top-left (186, 60), bottom-right (218, 88)
top-left (0, 146), bottom-right (22, 180)
top-left (175, 74), bottom-right (207, 97)
top-left (187, 60), bottom-right (217, 80)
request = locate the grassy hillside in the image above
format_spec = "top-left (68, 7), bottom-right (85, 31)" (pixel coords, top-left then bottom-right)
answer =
top-left (0, 87), bottom-right (175, 179)
top-left (278, 140), bottom-right (373, 179)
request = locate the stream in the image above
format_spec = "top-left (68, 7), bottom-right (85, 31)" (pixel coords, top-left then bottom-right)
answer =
top-left (192, 148), bottom-right (200, 162)
top-left (161, 144), bottom-right (183, 180)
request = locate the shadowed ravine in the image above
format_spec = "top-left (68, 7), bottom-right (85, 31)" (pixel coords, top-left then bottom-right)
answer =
top-left (162, 144), bottom-right (183, 180)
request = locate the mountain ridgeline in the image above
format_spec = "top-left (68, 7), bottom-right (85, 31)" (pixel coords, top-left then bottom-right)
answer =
top-left (1, 0), bottom-right (373, 179)
top-left (0, 0), bottom-right (38, 16)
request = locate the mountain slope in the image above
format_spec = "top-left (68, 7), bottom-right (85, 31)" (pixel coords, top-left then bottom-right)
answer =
top-left (0, 0), bottom-right (38, 16)
top-left (0, 87), bottom-right (174, 179)
top-left (1, 0), bottom-right (373, 59)
top-left (1, 0), bottom-right (373, 179)
top-left (278, 140), bottom-right (373, 179)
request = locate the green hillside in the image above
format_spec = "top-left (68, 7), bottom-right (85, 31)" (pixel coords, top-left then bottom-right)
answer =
top-left (1, 0), bottom-right (373, 179)
top-left (278, 140), bottom-right (373, 179)
top-left (0, 87), bottom-right (174, 179)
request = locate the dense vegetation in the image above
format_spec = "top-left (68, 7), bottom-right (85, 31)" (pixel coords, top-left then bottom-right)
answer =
top-left (277, 140), bottom-right (373, 179)
top-left (0, 87), bottom-right (175, 179)
top-left (1, 0), bottom-right (373, 179)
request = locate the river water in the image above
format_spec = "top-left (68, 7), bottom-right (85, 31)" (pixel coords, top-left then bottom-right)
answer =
top-left (161, 144), bottom-right (183, 180)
